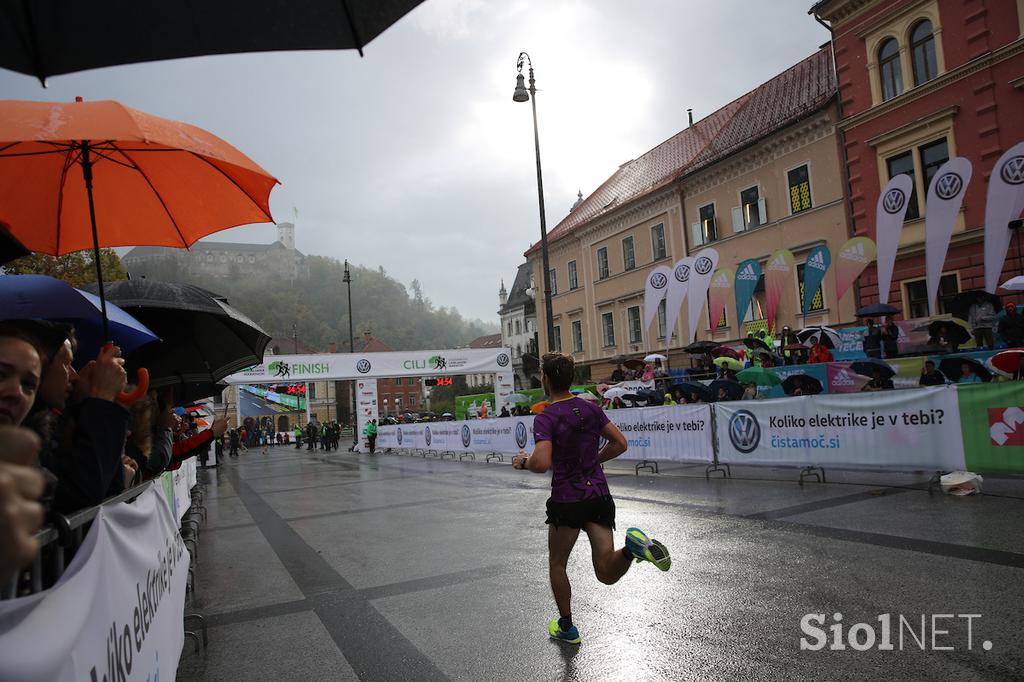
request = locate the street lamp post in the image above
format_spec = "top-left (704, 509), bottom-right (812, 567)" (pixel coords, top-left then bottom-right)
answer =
top-left (513, 52), bottom-right (555, 353)
top-left (344, 260), bottom-right (357, 448)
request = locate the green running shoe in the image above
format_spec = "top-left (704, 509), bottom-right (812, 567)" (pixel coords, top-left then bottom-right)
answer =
top-left (624, 527), bottom-right (671, 571)
top-left (548, 619), bottom-right (581, 645)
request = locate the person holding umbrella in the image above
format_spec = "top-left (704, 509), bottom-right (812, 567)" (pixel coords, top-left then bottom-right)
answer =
top-left (861, 367), bottom-right (894, 392)
top-left (958, 362), bottom-right (983, 384)
top-left (968, 294), bottom-right (997, 350)
top-left (998, 304), bottom-right (1024, 348)
top-left (919, 361), bottom-right (947, 386)
top-left (862, 320), bottom-right (882, 359)
top-left (929, 323), bottom-right (961, 354)
top-left (882, 319), bottom-right (900, 359)
top-left (808, 337), bottom-right (833, 364)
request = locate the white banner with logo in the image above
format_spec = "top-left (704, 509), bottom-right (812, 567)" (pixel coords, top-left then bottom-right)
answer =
top-left (984, 142), bottom-right (1024, 293)
top-left (356, 378), bottom-right (378, 452)
top-left (875, 174), bottom-right (914, 305)
top-left (494, 371), bottom-right (515, 418)
top-left (925, 157), bottom-right (972, 316)
top-left (714, 387), bottom-right (965, 469)
top-left (0, 484), bottom-right (188, 682)
top-left (377, 404), bottom-right (713, 463)
top-left (222, 348), bottom-right (513, 383)
top-left (643, 266), bottom-right (672, 335)
top-left (686, 249), bottom-right (719, 344)
top-left (664, 257), bottom-right (693, 344)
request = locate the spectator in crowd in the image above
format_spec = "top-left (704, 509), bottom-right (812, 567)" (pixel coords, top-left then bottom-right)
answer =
top-left (882, 319), bottom-right (900, 359)
top-left (998, 303), bottom-right (1024, 348)
top-left (641, 364), bottom-right (655, 381)
top-left (663, 393), bottom-right (677, 406)
top-left (861, 367), bottom-right (894, 392)
top-left (957, 362), bottom-right (983, 384)
top-left (294, 423), bottom-right (303, 449)
top-left (0, 323), bottom-right (43, 428)
top-left (610, 364), bottom-right (625, 382)
top-left (808, 337), bottom-right (833, 364)
top-left (919, 360), bottom-right (946, 386)
top-left (500, 405), bottom-right (510, 417)
top-left (652, 361), bottom-right (668, 378)
top-left (742, 383), bottom-right (758, 400)
top-left (364, 418), bottom-right (378, 453)
top-left (968, 295), bottom-right (996, 350)
top-left (862, 320), bottom-right (882, 359)
top-left (0, 426), bottom-right (46, 584)
top-left (229, 428), bottom-right (240, 457)
top-left (778, 326), bottom-right (799, 365)
top-left (929, 323), bottom-right (960, 354)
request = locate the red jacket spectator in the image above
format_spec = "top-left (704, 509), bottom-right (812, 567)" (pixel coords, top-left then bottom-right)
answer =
top-left (808, 342), bottom-right (833, 364)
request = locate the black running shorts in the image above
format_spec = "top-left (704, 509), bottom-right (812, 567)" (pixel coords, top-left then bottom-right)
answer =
top-left (545, 495), bottom-right (616, 530)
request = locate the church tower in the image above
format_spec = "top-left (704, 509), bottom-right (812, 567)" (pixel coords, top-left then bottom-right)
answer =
top-left (277, 222), bottom-right (295, 250)
top-left (499, 280), bottom-right (507, 307)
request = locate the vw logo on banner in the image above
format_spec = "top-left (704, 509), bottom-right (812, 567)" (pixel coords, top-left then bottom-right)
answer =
top-left (461, 424), bottom-right (471, 448)
top-left (694, 256), bottom-right (713, 275)
top-left (882, 188), bottom-right (906, 214)
top-left (396, 428), bottom-right (403, 445)
top-left (356, 359), bottom-right (371, 374)
top-left (1001, 156), bottom-right (1024, 185)
top-left (935, 172), bottom-right (963, 200)
top-left (424, 426), bottom-right (432, 446)
top-left (514, 421), bottom-right (528, 449)
top-left (674, 263), bottom-right (690, 282)
top-left (496, 353), bottom-right (510, 367)
top-left (650, 272), bottom-right (668, 289)
top-left (728, 409), bottom-right (761, 453)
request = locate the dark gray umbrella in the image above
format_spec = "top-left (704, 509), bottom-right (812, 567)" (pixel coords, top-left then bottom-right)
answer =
top-left (0, 222), bottom-right (28, 265)
top-left (855, 303), bottom-right (900, 317)
top-left (83, 280), bottom-right (270, 390)
top-left (0, 1), bottom-right (426, 84)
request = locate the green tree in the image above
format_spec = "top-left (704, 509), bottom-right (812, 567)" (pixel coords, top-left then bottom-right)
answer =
top-left (4, 249), bottom-right (127, 287)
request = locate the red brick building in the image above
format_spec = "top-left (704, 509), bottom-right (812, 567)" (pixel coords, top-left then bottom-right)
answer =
top-left (346, 332), bottom-right (423, 415)
top-left (812, 0), bottom-right (1024, 315)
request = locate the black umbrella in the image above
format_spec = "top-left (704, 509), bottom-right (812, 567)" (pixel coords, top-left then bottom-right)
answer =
top-left (743, 336), bottom-right (771, 352)
top-left (950, 290), bottom-right (1001, 322)
top-left (84, 280), bottom-right (270, 389)
top-left (676, 381), bottom-right (712, 402)
top-left (850, 358), bottom-right (895, 379)
top-left (938, 357), bottom-right (991, 383)
top-left (855, 303), bottom-right (900, 317)
top-left (782, 374), bottom-right (823, 396)
top-left (0, 222), bottom-right (28, 265)
top-left (915, 320), bottom-right (972, 346)
top-left (709, 379), bottom-right (744, 401)
top-left (0, 1), bottom-right (427, 84)
top-left (685, 340), bottom-right (720, 355)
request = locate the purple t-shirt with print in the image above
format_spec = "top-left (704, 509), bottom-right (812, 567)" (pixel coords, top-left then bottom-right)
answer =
top-left (533, 397), bottom-right (611, 503)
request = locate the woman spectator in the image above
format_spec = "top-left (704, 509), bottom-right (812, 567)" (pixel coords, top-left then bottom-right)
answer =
top-left (808, 337), bottom-right (833, 364)
top-left (957, 363), bottom-right (983, 384)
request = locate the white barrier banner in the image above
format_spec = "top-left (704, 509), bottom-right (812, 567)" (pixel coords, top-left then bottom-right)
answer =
top-left (378, 403), bottom-right (713, 463)
top-left (356, 378), bottom-right (379, 452)
top-left (714, 387), bottom-right (965, 469)
top-left (0, 484), bottom-right (189, 682)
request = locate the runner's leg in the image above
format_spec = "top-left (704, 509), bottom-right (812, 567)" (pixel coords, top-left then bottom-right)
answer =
top-left (548, 525), bottom-right (580, 619)
top-left (582, 522), bottom-right (632, 585)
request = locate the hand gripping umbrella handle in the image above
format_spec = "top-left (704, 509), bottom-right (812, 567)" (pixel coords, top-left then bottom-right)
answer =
top-left (118, 368), bottom-right (149, 404)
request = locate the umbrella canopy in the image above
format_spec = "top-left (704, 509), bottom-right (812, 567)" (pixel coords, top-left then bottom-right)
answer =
top-left (506, 393), bottom-right (530, 404)
top-left (784, 342), bottom-right (809, 351)
top-left (743, 337), bottom-right (771, 352)
top-left (603, 386), bottom-right (628, 401)
top-left (711, 346), bottom-right (741, 360)
top-left (643, 353), bottom-right (667, 363)
top-left (850, 358), bottom-right (895, 379)
top-left (530, 401), bottom-right (550, 414)
top-left (950, 290), bottom-right (1001, 322)
top-left (575, 391), bottom-right (600, 402)
top-left (1000, 276), bottom-right (1024, 291)
top-left (684, 341), bottom-right (719, 355)
top-left (0, 222), bottom-right (28, 265)
top-left (796, 325), bottom-right (841, 349)
top-left (0, 1), bottom-right (427, 83)
top-left (713, 357), bottom-right (743, 372)
top-left (938, 357), bottom-right (991, 383)
top-left (84, 280), bottom-right (270, 389)
top-left (736, 367), bottom-right (782, 386)
top-left (855, 303), bottom-right (900, 317)
top-left (709, 379), bottom-right (744, 401)
top-left (622, 358), bottom-right (645, 370)
top-left (914, 319), bottom-right (972, 346)
top-left (990, 350), bottom-right (1024, 376)
top-left (782, 374), bottom-right (823, 396)
top-left (676, 381), bottom-right (712, 402)
top-left (0, 274), bottom-right (159, 365)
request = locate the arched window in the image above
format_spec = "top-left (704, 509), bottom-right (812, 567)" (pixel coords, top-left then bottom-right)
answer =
top-left (878, 38), bottom-right (903, 101)
top-left (910, 20), bottom-right (937, 85)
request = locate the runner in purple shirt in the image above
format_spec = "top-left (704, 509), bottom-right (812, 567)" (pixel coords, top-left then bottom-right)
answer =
top-left (513, 353), bottom-right (671, 645)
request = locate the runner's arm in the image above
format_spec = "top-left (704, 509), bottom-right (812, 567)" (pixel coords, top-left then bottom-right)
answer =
top-left (597, 422), bottom-right (627, 463)
top-left (521, 441), bottom-right (551, 473)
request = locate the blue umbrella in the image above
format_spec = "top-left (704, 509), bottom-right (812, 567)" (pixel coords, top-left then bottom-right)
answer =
top-left (850, 358), bottom-right (895, 379)
top-left (0, 274), bottom-right (159, 366)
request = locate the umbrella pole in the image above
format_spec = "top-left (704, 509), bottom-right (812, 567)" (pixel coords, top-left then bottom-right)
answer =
top-left (80, 143), bottom-right (110, 341)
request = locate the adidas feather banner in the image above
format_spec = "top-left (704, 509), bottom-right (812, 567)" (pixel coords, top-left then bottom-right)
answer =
top-left (764, 249), bottom-right (795, 331)
top-left (708, 267), bottom-right (733, 331)
top-left (834, 236), bottom-right (876, 303)
top-left (801, 245), bottom-right (831, 316)
top-left (734, 259), bottom-right (762, 327)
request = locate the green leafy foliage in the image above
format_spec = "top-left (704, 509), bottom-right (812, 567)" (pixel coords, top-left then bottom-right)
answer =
top-left (4, 249), bottom-right (127, 286)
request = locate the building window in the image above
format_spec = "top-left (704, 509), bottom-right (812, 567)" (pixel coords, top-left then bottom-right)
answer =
top-left (796, 263), bottom-right (826, 313)
top-left (886, 137), bottom-right (948, 221)
top-left (552, 325), bottom-right (562, 352)
top-left (308, 383), bottom-right (317, 399)
top-left (571, 320), bottom-right (583, 353)
top-left (787, 165), bottom-right (812, 214)
top-left (602, 312), bottom-right (615, 347)
top-left (879, 38), bottom-right (903, 101)
top-left (408, 394), bottom-right (417, 407)
top-left (910, 20), bottom-right (937, 86)
top-left (920, 138), bottom-right (949, 196)
top-left (651, 223), bottom-right (666, 260)
top-left (597, 247), bottom-right (609, 279)
top-left (622, 236), bottom-right (636, 271)
top-left (515, 344), bottom-right (521, 358)
top-left (515, 319), bottom-right (521, 335)
top-left (568, 260), bottom-right (578, 290)
top-left (657, 299), bottom-right (667, 339)
top-left (886, 150), bottom-right (918, 220)
top-left (905, 275), bottom-right (958, 319)
top-left (507, 321), bottom-right (512, 336)
top-left (700, 204), bottom-right (717, 244)
top-left (548, 268), bottom-right (557, 296)
top-left (627, 306), bottom-right (642, 344)
top-left (740, 186), bottom-right (762, 228)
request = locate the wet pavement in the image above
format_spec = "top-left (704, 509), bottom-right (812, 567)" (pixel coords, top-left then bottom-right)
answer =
top-left (178, 446), bottom-right (1024, 681)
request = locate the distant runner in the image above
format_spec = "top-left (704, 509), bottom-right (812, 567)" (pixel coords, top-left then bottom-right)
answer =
top-left (513, 352), bottom-right (671, 645)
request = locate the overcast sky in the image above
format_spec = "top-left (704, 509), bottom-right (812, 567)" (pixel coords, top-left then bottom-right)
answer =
top-left (0, 0), bottom-right (828, 322)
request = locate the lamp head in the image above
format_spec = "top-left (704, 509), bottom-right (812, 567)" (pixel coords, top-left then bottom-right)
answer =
top-left (513, 73), bottom-right (530, 102)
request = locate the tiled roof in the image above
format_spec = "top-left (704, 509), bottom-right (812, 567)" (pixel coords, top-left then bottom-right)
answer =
top-left (527, 48), bottom-right (836, 254)
top-left (468, 333), bottom-right (503, 349)
top-left (348, 335), bottom-right (393, 353)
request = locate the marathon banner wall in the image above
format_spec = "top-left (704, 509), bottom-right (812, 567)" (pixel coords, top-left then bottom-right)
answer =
top-left (222, 347), bottom-right (513, 383)
top-left (377, 404), bottom-right (713, 463)
top-left (958, 382), bottom-right (1024, 473)
top-left (0, 484), bottom-right (188, 682)
top-left (714, 387), bottom-right (965, 469)
top-left (159, 458), bottom-right (195, 522)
